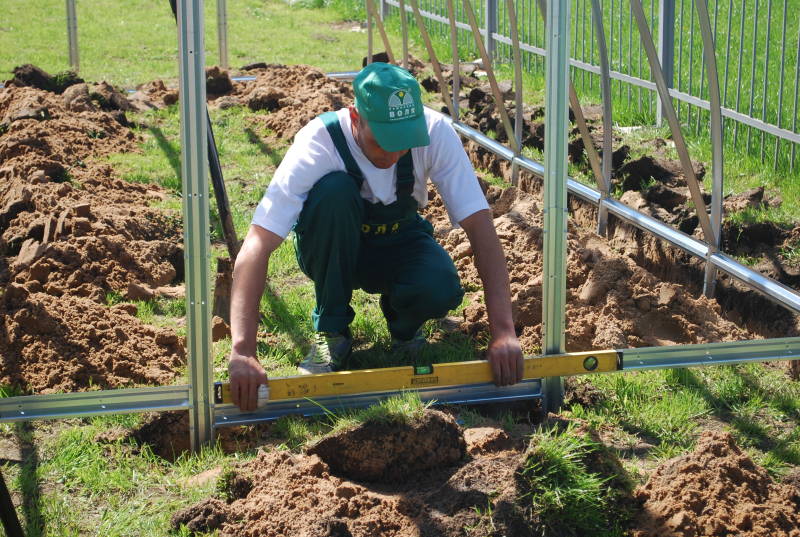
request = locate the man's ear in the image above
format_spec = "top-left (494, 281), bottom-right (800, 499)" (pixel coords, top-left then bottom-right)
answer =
top-left (348, 106), bottom-right (359, 123)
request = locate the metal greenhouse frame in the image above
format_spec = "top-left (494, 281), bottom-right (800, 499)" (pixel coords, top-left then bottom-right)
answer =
top-left (2, 0), bottom-right (798, 451)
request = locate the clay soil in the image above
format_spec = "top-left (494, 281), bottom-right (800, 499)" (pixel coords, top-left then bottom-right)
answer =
top-left (1, 70), bottom-right (186, 393)
top-left (633, 431), bottom-right (800, 537)
top-left (173, 413), bottom-right (800, 537)
top-left (172, 410), bottom-right (537, 537)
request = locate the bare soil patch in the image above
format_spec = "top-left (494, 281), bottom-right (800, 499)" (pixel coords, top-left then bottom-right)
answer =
top-left (632, 431), bottom-right (800, 537)
top-left (172, 413), bottom-right (536, 537)
top-left (0, 68), bottom-right (185, 393)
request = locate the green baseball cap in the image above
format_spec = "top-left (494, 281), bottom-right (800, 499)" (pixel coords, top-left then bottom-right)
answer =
top-left (353, 62), bottom-right (430, 152)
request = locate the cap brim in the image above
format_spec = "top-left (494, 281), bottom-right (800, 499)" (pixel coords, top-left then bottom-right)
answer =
top-left (368, 114), bottom-right (430, 152)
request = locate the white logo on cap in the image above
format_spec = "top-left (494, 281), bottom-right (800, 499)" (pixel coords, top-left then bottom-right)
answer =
top-left (387, 89), bottom-right (416, 121)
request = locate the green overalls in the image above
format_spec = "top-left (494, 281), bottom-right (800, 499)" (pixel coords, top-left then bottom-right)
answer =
top-left (293, 111), bottom-right (464, 341)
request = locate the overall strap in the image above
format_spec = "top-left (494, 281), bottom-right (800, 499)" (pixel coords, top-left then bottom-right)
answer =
top-left (320, 111), bottom-right (364, 189)
top-left (395, 151), bottom-right (415, 198)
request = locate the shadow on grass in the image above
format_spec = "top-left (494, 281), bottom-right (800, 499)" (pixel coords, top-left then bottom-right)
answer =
top-left (262, 284), bottom-right (312, 359)
top-left (15, 421), bottom-right (43, 537)
top-left (147, 125), bottom-right (181, 182)
top-left (244, 128), bottom-right (284, 167)
top-left (667, 367), bottom-right (800, 466)
top-left (346, 333), bottom-right (479, 371)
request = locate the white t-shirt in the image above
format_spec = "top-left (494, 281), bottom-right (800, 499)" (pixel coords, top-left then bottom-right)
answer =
top-left (252, 107), bottom-right (489, 238)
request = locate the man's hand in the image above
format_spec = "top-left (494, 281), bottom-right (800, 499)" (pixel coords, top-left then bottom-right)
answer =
top-left (229, 352), bottom-right (268, 412)
top-left (487, 332), bottom-right (524, 386)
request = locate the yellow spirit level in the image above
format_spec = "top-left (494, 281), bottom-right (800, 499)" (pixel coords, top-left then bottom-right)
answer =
top-left (214, 349), bottom-right (620, 405)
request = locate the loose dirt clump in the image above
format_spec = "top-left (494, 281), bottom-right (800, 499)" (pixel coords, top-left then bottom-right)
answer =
top-left (0, 68), bottom-right (186, 392)
top-left (101, 411), bottom-right (273, 461)
top-left (173, 410), bottom-right (539, 537)
top-left (632, 431), bottom-right (800, 537)
top-left (0, 283), bottom-right (184, 393)
top-left (242, 64), bottom-right (354, 140)
top-left (307, 409), bottom-right (465, 482)
top-left (422, 184), bottom-right (753, 353)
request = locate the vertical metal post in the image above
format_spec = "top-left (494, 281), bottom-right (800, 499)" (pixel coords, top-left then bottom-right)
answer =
top-left (791, 19), bottom-right (800, 172)
top-left (177, 0), bottom-right (214, 451)
top-left (759, 0), bottom-right (772, 161)
top-left (696, 0), bottom-right (723, 297)
top-left (66, 0), bottom-right (79, 72)
top-left (746, 0), bottom-right (759, 152)
top-left (506, 0), bottom-right (524, 185)
top-left (380, 0), bottom-right (389, 19)
top-left (591, 0), bottom-right (612, 235)
top-left (399, 0), bottom-right (409, 68)
top-left (485, 0), bottom-right (498, 65)
top-left (447, 0), bottom-right (460, 120)
top-left (542, 0), bottom-right (569, 412)
top-left (732, 0), bottom-right (746, 146)
top-left (368, 5), bottom-right (374, 64)
top-left (773, 0), bottom-right (788, 168)
top-left (657, 0), bottom-right (676, 126)
top-left (216, 0), bottom-right (229, 69)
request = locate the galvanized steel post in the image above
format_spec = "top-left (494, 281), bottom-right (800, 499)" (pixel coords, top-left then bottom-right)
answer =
top-left (541, 0), bottom-right (569, 412)
top-left (591, 0), bottom-right (612, 235)
top-left (217, 0), bottom-right (229, 69)
top-left (446, 0), bottom-right (460, 120)
top-left (505, 0), bottom-right (523, 185)
top-left (66, 0), bottom-right (79, 72)
top-left (177, 0), bottom-right (214, 451)
top-left (657, 0), bottom-right (675, 126)
top-left (696, 0), bottom-right (724, 297)
top-left (399, 0), bottom-right (410, 68)
top-left (485, 0), bottom-right (498, 65)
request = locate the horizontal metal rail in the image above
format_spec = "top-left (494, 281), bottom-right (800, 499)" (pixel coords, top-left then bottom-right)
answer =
top-left (623, 337), bottom-right (800, 371)
top-left (4, 336), bottom-right (795, 424)
top-left (0, 385), bottom-right (190, 422)
top-left (446, 116), bottom-right (800, 314)
top-left (215, 379), bottom-right (543, 426)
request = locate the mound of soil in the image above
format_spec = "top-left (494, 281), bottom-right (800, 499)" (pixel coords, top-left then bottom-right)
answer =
top-left (632, 431), bottom-right (800, 537)
top-left (0, 283), bottom-right (184, 393)
top-left (242, 64), bottom-right (354, 140)
top-left (135, 64), bottom-right (354, 142)
top-left (173, 415), bottom-right (535, 537)
top-left (422, 184), bottom-right (754, 352)
top-left (94, 411), bottom-right (272, 461)
top-left (0, 71), bottom-right (185, 392)
top-left (307, 410), bottom-right (465, 482)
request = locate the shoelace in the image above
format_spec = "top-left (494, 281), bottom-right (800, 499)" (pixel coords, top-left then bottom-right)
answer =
top-left (311, 332), bottom-right (334, 364)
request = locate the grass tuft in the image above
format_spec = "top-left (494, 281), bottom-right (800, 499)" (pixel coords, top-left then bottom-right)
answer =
top-left (518, 424), bottom-right (632, 537)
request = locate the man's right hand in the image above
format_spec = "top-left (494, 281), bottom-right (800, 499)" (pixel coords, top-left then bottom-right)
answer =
top-left (229, 352), bottom-right (268, 412)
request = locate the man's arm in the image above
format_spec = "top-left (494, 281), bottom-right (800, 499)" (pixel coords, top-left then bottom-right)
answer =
top-left (229, 224), bottom-right (284, 411)
top-left (459, 209), bottom-right (524, 386)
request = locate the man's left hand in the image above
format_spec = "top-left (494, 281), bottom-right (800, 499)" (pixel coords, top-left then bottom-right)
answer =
top-left (487, 333), bottom-right (524, 386)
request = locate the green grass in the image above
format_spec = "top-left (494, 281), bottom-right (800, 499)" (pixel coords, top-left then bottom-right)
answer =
top-left (0, 0), bottom-right (378, 87)
top-left (518, 423), bottom-right (634, 537)
top-left (569, 362), bottom-right (800, 478)
top-left (2, 416), bottom-right (239, 537)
